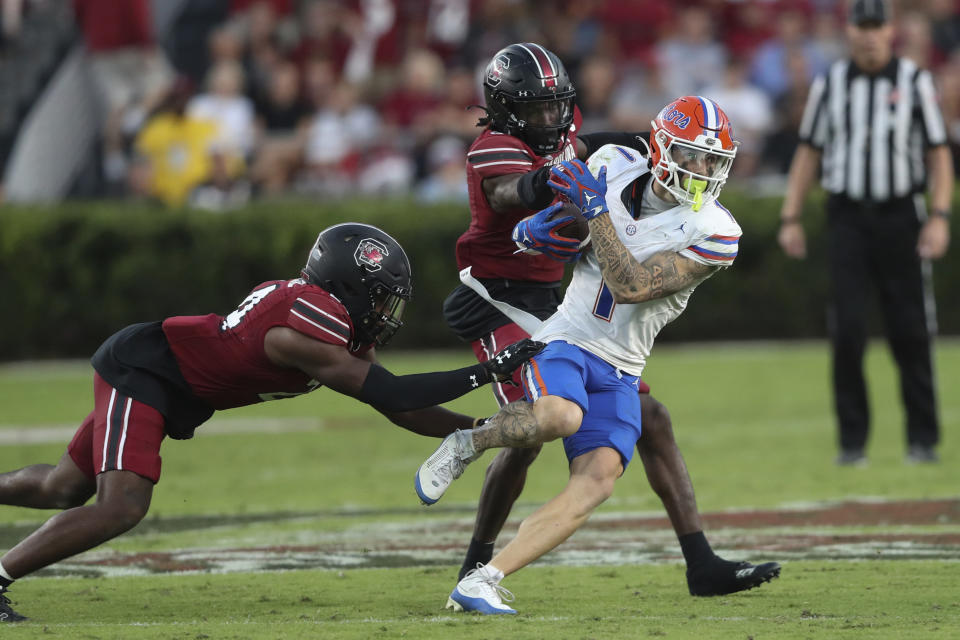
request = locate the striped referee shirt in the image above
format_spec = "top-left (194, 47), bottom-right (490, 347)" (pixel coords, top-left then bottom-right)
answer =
top-left (798, 56), bottom-right (948, 202)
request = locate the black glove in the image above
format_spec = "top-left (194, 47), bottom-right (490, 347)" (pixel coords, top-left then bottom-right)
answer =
top-left (481, 338), bottom-right (546, 384)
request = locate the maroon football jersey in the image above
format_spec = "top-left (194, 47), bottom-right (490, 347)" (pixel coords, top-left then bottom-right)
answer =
top-left (162, 279), bottom-right (369, 410)
top-left (455, 108), bottom-right (582, 282)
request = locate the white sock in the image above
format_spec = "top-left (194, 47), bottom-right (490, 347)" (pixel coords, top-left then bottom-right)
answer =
top-left (0, 560), bottom-right (14, 582)
top-left (479, 563), bottom-right (504, 583)
top-left (457, 428), bottom-right (476, 459)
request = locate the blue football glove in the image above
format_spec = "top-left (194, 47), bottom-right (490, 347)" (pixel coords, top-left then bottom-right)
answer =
top-left (512, 202), bottom-right (582, 263)
top-left (547, 160), bottom-right (609, 220)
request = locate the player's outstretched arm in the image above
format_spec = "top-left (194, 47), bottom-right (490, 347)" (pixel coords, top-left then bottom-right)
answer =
top-left (484, 131), bottom-right (655, 214)
top-left (264, 327), bottom-right (544, 412)
top-left (376, 404), bottom-right (475, 438)
top-left (359, 349), bottom-right (486, 438)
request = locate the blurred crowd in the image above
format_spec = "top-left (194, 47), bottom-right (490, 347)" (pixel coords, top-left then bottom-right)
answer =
top-left (12, 0), bottom-right (960, 209)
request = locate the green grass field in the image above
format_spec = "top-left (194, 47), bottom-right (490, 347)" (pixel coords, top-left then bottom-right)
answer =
top-left (0, 340), bottom-right (957, 638)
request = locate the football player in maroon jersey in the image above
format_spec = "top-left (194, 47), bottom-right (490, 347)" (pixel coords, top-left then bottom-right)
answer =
top-left (0, 223), bottom-right (542, 621)
top-left (443, 43), bottom-right (772, 598)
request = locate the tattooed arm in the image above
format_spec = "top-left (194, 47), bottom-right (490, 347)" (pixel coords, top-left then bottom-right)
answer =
top-left (588, 214), bottom-right (718, 304)
top-left (546, 158), bottom-right (720, 303)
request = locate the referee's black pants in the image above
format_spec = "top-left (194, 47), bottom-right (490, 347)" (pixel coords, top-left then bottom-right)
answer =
top-left (826, 194), bottom-right (939, 452)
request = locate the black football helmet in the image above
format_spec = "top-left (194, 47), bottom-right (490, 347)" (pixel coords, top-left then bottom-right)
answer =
top-left (301, 223), bottom-right (412, 347)
top-left (482, 42), bottom-right (576, 156)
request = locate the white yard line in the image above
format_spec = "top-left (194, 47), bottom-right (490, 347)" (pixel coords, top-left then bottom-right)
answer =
top-left (0, 417), bottom-right (326, 444)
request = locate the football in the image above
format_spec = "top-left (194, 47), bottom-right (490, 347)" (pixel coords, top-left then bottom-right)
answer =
top-left (516, 201), bottom-right (591, 256)
top-left (550, 201), bottom-right (591, 246)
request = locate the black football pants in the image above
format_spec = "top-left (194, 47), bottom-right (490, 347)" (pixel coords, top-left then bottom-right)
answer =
top-left (826, 195), bottom-right (939, 451)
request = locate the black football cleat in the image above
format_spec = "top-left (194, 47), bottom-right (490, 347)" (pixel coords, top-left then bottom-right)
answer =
top-left (0, 591), bottom-right (27, 622)
top-left (687, 559), bottom-right (781, 597)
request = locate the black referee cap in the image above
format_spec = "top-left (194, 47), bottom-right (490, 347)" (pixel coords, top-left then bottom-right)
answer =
top-left (849, 0), bottom-right (890, 25)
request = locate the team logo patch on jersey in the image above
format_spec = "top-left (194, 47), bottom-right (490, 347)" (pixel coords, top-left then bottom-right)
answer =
top-left (355, 238), bottom-right (389, 271)
top-left (626, 224), bottom-right (637, 236)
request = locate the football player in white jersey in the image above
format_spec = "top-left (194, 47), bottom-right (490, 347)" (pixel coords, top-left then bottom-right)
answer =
top-left (415, 96), bottom-right (780, 614)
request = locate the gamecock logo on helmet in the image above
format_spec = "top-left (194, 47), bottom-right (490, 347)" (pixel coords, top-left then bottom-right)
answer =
top-left (355, 238), bottom-right (389, 271)
top-left (487, 55), bottom-right (510, 87)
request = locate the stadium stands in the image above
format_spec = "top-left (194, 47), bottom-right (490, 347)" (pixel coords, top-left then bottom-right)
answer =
top-left (1, 0), bottom-right (958, 205)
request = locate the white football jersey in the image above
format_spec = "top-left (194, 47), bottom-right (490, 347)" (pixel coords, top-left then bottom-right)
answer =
top-left (534, 144), bottom-right (742, 376)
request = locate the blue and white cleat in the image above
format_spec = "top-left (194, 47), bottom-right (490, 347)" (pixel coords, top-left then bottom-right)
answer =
top-left (415, 430), bottom-right (478, 505)
top-left (445, 566), bottom-right (517, 615)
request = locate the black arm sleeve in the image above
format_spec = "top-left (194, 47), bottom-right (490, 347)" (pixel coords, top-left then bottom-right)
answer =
top-left (579, 131), bottom-right (651, 158)
top-left (358, 363), bottom-right (490, 412)
top-left (516, 166), bottom-right (554, 210)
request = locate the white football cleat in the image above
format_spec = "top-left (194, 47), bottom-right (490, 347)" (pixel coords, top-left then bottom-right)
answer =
top-left (447, 565), bottom-right (517, 615)
top-left (414, 429), bottom-right (478, 505)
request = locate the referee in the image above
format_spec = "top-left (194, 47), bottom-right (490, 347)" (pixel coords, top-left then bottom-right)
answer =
top-left (778, 0), bottom-right (954, 466)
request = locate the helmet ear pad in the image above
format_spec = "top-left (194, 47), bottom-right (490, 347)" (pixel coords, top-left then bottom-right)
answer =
top-left (336, 277), bottom-right (366, 301)
top-left (650, 129), bottom-right (673, 183)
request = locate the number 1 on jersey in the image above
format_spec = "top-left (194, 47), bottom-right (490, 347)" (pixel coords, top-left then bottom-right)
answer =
top-left (593, 281), bottom-right (616, 321)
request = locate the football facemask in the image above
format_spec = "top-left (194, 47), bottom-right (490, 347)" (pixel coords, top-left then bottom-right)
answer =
top-left (363, 284), bottom-right (408, 347)
top-left (664, 139), bottom-right (735, 211)
top-left (512, 98), bottom-right (573, 127)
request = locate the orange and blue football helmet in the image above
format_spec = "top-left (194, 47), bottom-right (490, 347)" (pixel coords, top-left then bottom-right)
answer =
top-left (649, 96), bottom-right (738, 211)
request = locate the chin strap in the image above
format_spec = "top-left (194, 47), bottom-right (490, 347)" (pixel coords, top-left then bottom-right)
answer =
top-left (636, 135), bottom-right (652, 157)
top-left (469, 104), bottom-right (491, 127)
